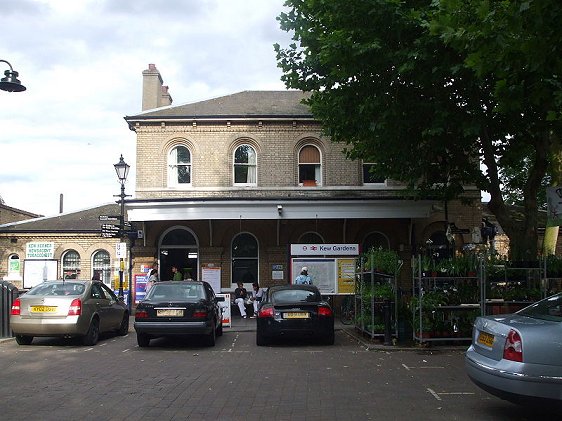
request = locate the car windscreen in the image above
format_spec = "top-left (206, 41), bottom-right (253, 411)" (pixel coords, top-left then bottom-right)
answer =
top-left (146, 284), bottom-right (205, 302)
top-left (26, 282), bottom-right (85, 296)
top-left (271, 289), bottom-right (320, 304)
top-left (517, 293), bottom-right (562, 322)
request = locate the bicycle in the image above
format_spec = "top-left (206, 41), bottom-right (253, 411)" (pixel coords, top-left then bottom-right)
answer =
top-left (340, 294), bottom-right (355, 325)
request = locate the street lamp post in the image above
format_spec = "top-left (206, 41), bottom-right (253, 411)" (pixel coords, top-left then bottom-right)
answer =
top-left (114, 155), bottom-right (130, 301)
top-left (0, 60), bottom-right (26, 92)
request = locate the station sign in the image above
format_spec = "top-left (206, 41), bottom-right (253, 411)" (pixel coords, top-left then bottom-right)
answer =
top-left (101, 224), bottom-right (121, 238)
top-left (99, 215), bottom-right (121, 222)
top-left (290, 244), bottom-right (359, 256)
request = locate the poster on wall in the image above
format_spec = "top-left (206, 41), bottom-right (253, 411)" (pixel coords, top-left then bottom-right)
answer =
top-left (135, 273), bottom-right (149, 303)
top-left (23, 259), bottom-right (58, 289)
top-left (291, 258), bottom-right (336, 294)
top-left (202, 266), bottom-right (221, 293)
top-left (337, 258), bottom-right (356, 294)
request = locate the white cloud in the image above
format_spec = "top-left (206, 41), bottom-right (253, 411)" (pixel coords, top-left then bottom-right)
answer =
top-left (0, 0), bottom-right (291, 215)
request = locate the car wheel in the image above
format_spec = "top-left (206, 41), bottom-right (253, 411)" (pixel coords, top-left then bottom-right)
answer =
top-left (137, 333), bottom-right (150, 347)
top-left (15, 335), bottom-right (33, 345)
top-left (256, 330), bottom-right (268, 346)
top-left (117, 313), bottom-right (129, 336)
top-left (323, 331), bottom-right (335, 345)
top-left (82, 319), bottom-right (100, 346)
top-left (206, 322), bottom-right (216, 347)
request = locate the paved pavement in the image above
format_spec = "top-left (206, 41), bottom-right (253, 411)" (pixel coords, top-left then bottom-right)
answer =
top-left (1, 315), bottom-right (469, 352)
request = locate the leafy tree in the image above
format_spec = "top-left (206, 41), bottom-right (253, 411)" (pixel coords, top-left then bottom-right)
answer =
top-left (275, 0), bottom-right (562, 260)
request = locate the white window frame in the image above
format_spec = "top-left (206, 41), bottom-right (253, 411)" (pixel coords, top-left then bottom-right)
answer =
top-left (233, 144), bottom-right (257, 186)
top-left (168, 145), bottom-right (192, 187)
top-left (298, 145), bottom-right (322, 186)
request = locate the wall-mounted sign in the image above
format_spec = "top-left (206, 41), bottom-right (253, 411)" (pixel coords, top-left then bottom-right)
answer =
top-left (290, 244), bottom-right (359, 256)
top-left (26, 242), bottom-right (55, 259)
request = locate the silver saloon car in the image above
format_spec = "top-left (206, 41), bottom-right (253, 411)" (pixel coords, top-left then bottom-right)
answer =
top-left (10, 280), bottom-right (129, 346)
top-left (465, 292), bottom-right (562, 408)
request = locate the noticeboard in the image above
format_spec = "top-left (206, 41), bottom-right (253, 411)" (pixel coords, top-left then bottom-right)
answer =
top-left (291, 257), bottom-right (356, 295)
top-left (23, 259), bottom-right (58, 289)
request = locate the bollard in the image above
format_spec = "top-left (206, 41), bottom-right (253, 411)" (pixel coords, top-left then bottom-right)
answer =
top-left (0, 281), bottom-right (19, 338)
top-left (383, 298), bottom-right (392, 346)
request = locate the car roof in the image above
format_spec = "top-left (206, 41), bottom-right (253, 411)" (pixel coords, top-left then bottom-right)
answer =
top-left (155, 280), bottom-right (205, 284)
top-left (268, 284), bottom-right (319, 292)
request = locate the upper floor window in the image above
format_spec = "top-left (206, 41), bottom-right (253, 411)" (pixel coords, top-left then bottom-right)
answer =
top-left (299, 145), bottom-right (321, 186)
top-left (234, 144), bottom-right (257, 185)
top-left (363, 163), bottom-right (386, 185)
top-left (62, 250), bottom-right (81, 279)
top-left (168, 146), bottom-right (191, 186)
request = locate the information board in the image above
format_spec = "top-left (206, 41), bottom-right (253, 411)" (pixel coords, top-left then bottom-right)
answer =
top-left (291, 257), bottom-right (357, 295)
top-left (202, 266), bottom-right (221, 293)
top-left (23, 259), bottom-right (58, 289)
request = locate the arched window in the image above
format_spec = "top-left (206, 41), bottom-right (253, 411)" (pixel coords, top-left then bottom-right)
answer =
top-left (362, 232), bottom-right (390, 253)
top-left (298, 232), bottom-right (324, 244)
top-left (299, 145), bottom-right (321, 186)
top-left (232, 233), bottom-right (258, 287)
top-left (62, 250), bottom-right (81, 279)
top-left (168, 145), bottom-right (191, 186)
top-left (429, 231), bottom-right (451, 259)
top-left (7, 254), bottom-right (20, 277)
top-left (92, 250), bottom-right (111, 285)
top-left (234, 144), bottom-right (257, 185)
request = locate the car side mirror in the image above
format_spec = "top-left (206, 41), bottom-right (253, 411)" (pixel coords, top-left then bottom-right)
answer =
top-left (117, 296), bottom-right (125, 303)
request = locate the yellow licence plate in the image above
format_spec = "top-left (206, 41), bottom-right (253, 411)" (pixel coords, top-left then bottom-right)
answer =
top-left (157, 309), bottom-right (183, 317)
top-left (30, 306), bottom-right (57, 313)
top-left (284, 312), bottom-right (309, 319)
top-left (477, 331), bottom-right (495, 347)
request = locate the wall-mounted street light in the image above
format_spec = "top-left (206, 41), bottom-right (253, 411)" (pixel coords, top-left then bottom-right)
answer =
top-left (0, 60), bottom-right (26, 92)
top-left (114, 155), bottom-right (130, 301)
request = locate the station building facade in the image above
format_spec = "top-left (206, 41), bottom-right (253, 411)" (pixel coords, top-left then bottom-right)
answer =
top-left (123, 64), bottom-right (483, 294)
top-left (0, 64), bottom-right (483, 299)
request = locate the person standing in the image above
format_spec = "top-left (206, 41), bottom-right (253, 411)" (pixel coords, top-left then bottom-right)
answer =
top-left (294, 267), bottom-right (312, 285)
top-left (171, 265), bottom-right (183, 281)
top-left (234, 281), bottom-right (248, 318)
top-left (146, 268), bottom-right (158, 292)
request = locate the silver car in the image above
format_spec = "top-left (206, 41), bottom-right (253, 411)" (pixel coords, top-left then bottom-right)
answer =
top-left (10, 280), bottom-right (129, 346)
top-left (465, 292), bottom-right (562, 408)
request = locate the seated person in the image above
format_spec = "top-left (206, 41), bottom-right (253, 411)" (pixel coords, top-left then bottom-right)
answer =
top-left (234, 281), bottom-right (248, 318)
top-left (249, 282), bottom-right (265, 318)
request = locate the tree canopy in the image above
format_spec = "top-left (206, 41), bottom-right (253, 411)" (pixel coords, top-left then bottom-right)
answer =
top-left (275, 0), bottom-right (562, 260)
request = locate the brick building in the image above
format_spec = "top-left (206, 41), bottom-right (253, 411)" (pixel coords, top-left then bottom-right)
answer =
top-left (0, 63), bottom-right (483, 300)
top-left (123, 64), bottom-right (483, 294)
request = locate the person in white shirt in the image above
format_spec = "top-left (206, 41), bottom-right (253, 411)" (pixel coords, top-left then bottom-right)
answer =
top-left (249, 282), bottom-right (265, 317)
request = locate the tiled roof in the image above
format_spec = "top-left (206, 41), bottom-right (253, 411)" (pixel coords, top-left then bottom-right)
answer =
top-left (0, 203), bottom-right (123, 233)
top-left (126, 90), bottom-right (312, 120)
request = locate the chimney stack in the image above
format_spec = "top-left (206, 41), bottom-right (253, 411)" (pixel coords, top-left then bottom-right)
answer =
top-left (142, 64), bottom-right (173, 111)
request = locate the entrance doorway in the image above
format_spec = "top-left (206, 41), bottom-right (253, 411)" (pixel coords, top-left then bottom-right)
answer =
top-left (159, 227), bottom-right (199, 281)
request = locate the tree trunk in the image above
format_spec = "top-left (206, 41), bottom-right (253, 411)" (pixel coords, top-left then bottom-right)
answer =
top-left (543, 132), bottom-right (562, 255)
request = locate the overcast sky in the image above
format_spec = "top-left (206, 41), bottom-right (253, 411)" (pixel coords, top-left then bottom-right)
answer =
top-left (0, 0), bottom-right (293, 217)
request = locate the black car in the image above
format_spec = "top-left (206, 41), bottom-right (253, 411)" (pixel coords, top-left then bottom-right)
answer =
top-left (134, 281), bottom-right (223, 347)
top-left (256, 284), bottom-right (334, 346)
